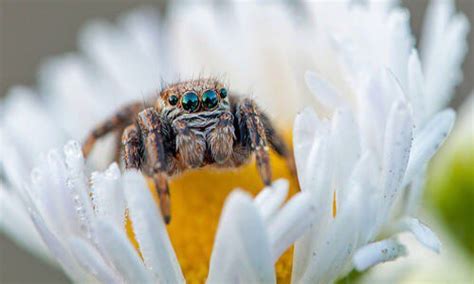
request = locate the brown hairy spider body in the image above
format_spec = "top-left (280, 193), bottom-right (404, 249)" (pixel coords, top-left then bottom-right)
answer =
top-left (83, 78), bottom-right (294, 223)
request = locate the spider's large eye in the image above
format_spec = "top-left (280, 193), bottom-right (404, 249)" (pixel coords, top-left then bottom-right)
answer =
top-left (202, 90), bottom-right (219, 110)
top-left (168, 95), bottom-right (178, 106)
top-left (181, 92), bottom-right (200, 112)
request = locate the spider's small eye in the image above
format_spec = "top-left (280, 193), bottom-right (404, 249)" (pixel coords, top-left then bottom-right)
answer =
top-left (181, 92), bottom-right (200, 112)
top-left (168, 95), bottom-right (178, 106)
top-left (219, 88), bottom-right (228, 98)
top-left (202, 90), bottom-right (219, 110)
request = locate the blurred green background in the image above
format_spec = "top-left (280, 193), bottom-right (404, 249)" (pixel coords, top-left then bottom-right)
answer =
top-left (0, 0), bottom-right (473, 283)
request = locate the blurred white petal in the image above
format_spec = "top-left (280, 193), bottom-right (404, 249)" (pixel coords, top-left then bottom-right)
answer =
top-left (403, 109), bottom-right (456, 187)
top-left (353, 239), bottom-right (407, 271)
top-left (378, 100), bottom-right (413, 221)
top-left (268, 191), bottom-right (315, 262)
top-left (407, 49), bottom-right (426, 125)
top-left (68, 237), bottom-right (121, 283)
top-left (305, 71), bottom-right (344, 109)
top-left (420, 0), bottom-right (470, 114)
top-left (398, 218), bottom-right (441, 253)
top-left (0, 184), bottom-right (54, 265)
top-left (254, 179), bottom-right (289, 223)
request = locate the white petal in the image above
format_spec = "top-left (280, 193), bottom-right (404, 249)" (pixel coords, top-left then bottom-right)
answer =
top-left (386, 8), bottom-right (413, 91)
top-left (63, 141), bottom-right (95, 239)
top-left (305, 71), bottom-right (344, 109)
top-left (1, 88), bottom-right (65, 167)
top-left (268, 191), bottom-right (315, 262)
top-left (379, 100), bottom-right (413, 215)
top-left (254, 179), bottom-right (289, 223)
top-left (403, 109), bottom-right (455, 187)
top-left (0, 184), bottom-right (54, 265)
top-left (399, 217), bottom-right (441, 253)
top-left (90, 163), bottom-right (126, 227)
top-left (208, 190), bottom-right (275, 284)
top-left (330, 107), bottom-right (360, 193)
top-left (421, 0), bottom-right (469, 115)
top-left (68, 237), bottom-right (121, 283)
top-left (293, 107), bottom-right (326, 189)
top-left (403, 169), bottom-right (427, 215)
top-left (94, 220), bottom-right (154, 283)
top-left (407, 49), bottom-right (426, 125)
top-left (29, 209), bottom-right (90, 282)
top-left (123, 170), bottom-right (184, 283)
top-left (353, 239), bottom-right (407, 271)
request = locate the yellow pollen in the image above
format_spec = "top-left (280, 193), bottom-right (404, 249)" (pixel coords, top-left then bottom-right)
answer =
top-left (126, 133), bottom-right (298, 283)
top-left (332, 190), bottom-right (337, 218)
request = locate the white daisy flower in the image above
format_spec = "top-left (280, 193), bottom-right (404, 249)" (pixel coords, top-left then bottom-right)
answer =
top-left (0, 0), bottom-right (469, 282)
top-left (16, 140), bottom-right (312, 282)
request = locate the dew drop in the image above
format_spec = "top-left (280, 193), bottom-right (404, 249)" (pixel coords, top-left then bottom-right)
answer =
top-left (64, 140), bottom-right (82, 158)
top-left (105, 163), bottom-right (120, 179)
top-left (30, 168), bottom-right (42, 184)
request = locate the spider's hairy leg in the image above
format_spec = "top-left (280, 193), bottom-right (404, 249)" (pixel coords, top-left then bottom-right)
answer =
top-left (113, 126), bottom-right (126, 164)
top-left (83, 102), bottom-right (143, 157)
top-left (137, 108), bottom-right (172, 224)
top-left (208, 112), bottom-right (235, 164)
top-left (237, 98), bottom-right (272, 186)
top-left (261, 112), bottom-right (296, 176)
top-left (122, 124), bottom-right (142, 170)
top-left (173, 119), bottom-right (206, 168)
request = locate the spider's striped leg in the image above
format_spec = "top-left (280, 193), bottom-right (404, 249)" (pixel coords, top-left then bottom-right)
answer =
top-left (237, 98), bottom-right (272, 186)
top-left (137, 108), bottom-right (172, 224)
top-left (260, 112), bottom-right (296, 176)
top-left (83, 102), bottom-right (143, 157)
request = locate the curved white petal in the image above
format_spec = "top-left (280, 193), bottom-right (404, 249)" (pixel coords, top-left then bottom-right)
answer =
top-left (90, 163), bottom-right (126, 227)
top-left (399, 218), bottom-right (441, 253)
top-left (123, 170), bottom-right (184, 283)
top-left (353, 239), bottom-right (407, 271)
top-left (403, 109), bottom-right (456, 187)
top-left (68, 237), bottom-right (121, 283)
top-left (254, 179), bottom-right (289, 223)
top-left (268, 191), bottom-right (315, 262)
top-left (0, 184), bottom-right (54, 265)
top-left (407, 49), bottom-right (426, 125)
top-left (93, 219), bottom-right (154, 283)
top-left (305, 71), bottom-right (344, 109)
top-left (208, 190), bottom-right (275, 284)
top-left (420, 0), bottom-right (470, 115)
top-left (379, 100), bottom-right (413, 220)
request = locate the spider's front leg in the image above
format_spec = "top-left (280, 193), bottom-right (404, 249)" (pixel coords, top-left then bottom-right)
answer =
top-left (126, 107), bottom-right (172, 224)
top-left (236, 98), bottom-right (272, 186)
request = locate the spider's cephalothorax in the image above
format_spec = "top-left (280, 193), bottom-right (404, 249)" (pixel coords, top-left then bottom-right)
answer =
top-left (83, 78), bottom-right (294, 223)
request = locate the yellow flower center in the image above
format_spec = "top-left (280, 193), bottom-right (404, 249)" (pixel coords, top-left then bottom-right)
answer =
top-left (126, 135), bottom-right (298, 283)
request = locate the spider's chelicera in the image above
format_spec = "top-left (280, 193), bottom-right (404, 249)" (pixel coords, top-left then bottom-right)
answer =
top-left (83, 78), bottom-right (294, 223)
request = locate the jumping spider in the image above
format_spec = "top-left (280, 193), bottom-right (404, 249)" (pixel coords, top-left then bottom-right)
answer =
top-left (83, 78), bottom-right (294, 223)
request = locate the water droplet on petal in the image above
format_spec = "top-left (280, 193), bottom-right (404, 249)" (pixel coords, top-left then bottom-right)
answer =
top-left (47, 149), bottom-right (62, 164)
top-left (31, 168), bottom-right (42, 184)
top-left (105, 163), bottom-right (120, 179)
top-left (64, 140), bottom-right (82, 158)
